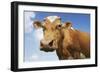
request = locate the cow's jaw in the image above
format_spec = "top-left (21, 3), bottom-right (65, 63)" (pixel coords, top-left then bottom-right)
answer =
top-left (40, 48), bottom-right (55, 52)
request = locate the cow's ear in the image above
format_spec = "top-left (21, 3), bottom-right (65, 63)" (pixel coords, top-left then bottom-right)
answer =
top-left (33, 20), bottom-right (43, 29)
top-left (63, 22), bottom-right (72, 29)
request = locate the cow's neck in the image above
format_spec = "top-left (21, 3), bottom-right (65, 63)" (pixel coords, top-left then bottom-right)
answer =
top-left (56, 29), bottom-right (72, 60)
top-left (56, 48), bottom-right (73, 60)
top-left (56, 30), bottom-right (70, 60)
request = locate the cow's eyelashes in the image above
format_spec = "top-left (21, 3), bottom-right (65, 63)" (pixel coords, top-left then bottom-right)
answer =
top-left (57, 25), bottom-right (61, 27)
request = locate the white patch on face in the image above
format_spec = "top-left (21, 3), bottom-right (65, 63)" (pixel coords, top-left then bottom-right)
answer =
top-left (47, 16), bottom-right (59, 23)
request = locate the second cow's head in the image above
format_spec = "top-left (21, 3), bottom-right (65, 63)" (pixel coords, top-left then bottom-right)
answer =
top-left (33, 16), bottom-right (72, 52)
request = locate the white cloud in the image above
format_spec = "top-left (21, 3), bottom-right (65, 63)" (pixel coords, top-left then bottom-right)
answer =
top-left (34, 28), bottom-right (44, 41)
top-left (25, 12), bottom-right (36, 33)
top-left (29, 54), bottom-right (39, 61)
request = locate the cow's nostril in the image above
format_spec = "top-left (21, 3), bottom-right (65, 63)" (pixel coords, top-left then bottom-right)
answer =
top-left (49, 40), bottom-right (53, 46)
top-left (40, 41), bottom-right (44, 47)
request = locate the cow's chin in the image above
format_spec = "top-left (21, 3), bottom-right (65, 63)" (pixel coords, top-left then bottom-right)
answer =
top-left (40, 47), bottom-right (56, 52)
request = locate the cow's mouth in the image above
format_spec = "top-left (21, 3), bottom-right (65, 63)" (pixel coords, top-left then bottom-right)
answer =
top-left (40, 47), bottom-right (55, 52)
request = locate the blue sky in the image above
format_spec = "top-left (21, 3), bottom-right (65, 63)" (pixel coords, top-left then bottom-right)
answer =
top-left (24, 11), bottom-right (90, 62)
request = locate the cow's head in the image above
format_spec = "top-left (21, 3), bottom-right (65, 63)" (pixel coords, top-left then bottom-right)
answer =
top-left (33, 16), bottom-right (72, 52)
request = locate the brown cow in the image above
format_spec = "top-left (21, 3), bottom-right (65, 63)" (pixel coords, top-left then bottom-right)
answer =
top-left (33, 16), bottom-right (90, 60)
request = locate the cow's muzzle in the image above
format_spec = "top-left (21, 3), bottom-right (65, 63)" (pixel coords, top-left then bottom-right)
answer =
top-left (40, 40), bottom-right (56, 52)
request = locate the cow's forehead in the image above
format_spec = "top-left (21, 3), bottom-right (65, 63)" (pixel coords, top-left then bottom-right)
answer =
top-left (46, 16), bottom-right (60, 23)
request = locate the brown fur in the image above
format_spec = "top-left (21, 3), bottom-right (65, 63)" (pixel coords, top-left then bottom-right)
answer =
top-left (56, 29), bottom-right (90, 59)
top-left (33, 16), bottom-right (90, 60)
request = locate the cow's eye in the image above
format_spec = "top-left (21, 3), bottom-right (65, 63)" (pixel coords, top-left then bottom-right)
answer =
top-left (56, 25), bottom-right (62, 29)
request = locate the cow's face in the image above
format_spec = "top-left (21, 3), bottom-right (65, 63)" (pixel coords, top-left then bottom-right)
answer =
top-left (33, 16), bottom-right (62, 52)
top-left (33, 16), bottom-right (72, 52)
